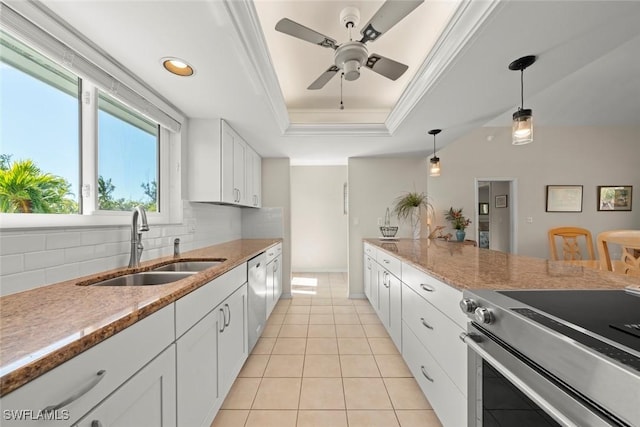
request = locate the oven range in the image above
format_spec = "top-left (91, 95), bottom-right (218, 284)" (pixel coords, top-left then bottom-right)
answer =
top-left (459, 287), bottom-right (639, 427)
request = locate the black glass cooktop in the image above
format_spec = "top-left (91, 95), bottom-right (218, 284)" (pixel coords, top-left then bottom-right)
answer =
top-left (498, 290), bottom-right (640, 353)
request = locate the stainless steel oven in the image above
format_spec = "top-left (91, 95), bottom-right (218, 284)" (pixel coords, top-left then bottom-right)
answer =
top-left (459, 288), bottom-right (640, 427)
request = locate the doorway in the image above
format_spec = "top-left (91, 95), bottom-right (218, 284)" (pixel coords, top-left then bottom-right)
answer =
top-left (475, 179), bottom-right (517, 254)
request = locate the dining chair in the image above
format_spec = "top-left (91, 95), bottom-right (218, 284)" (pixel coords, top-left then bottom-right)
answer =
top-left (548, 227), bottom-right (595, 261)
top-left (597, 230), bottom-right (640, 276)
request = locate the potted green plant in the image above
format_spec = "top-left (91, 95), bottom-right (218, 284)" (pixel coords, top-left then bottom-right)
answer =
top-left (445, 207), bottom-right (471, 241)
top-left (393, 192), bottom-right (433, 239)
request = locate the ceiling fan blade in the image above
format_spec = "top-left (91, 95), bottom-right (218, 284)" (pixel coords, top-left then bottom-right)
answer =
top-left (365, 54), bottom-right (408, 80)
top-left (360, 0), bottom-right (424, 43)
top-left (275, 18), bottom-right (337, 49)
top-left (307, 66), bottom-right (340, 90)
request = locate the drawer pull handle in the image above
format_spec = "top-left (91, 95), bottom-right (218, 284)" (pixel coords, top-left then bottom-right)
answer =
top-left (420, 366), bottom-right (434, 382)
top-left (420, 284), bottom-right (434, 293)
top-left (219, 308), bottom-right (226, 332)
top-left (224, 303), bottom-right (231, 327)
top-left (420, 318), bottom-right (434, 330)
top-left (43, 370), bottom-right (106, 412)
top-left (383, 259), bottom-right (390, 264)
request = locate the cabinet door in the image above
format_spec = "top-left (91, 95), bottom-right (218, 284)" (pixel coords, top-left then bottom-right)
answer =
top-left (368, 260), bottom-right (379, 311)
top-left (266, 259), bottom-right (275, 317)
top-left (176, 308), bottom-right (220, 427)
top-left (221, 122), bottom-right (236, 204)
top-left (364, 255), bottom-right (372, 300)
top-left (232, 137), bottom-right (246, 205)
top-left (251, 149), bottom-right (261, 207)
top-left (378, 269), bottom-right (390, 327)
top-left (273, 256), bottom-right (282, 302)
top-left (388, 273), bottom-right (402, 351)
top-left (75, 345), bottom-right (176, 427)
top-left (218, 284), bottom-right (248, 398)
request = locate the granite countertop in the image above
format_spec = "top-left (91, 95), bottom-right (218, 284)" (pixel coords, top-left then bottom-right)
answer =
top-left (365, 238), bottom-right (639, 290)
top-left (0, 238), bottom-right (281, 397)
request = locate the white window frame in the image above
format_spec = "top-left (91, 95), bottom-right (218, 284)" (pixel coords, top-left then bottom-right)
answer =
top-left (0, 4), bottom-right (184, 229)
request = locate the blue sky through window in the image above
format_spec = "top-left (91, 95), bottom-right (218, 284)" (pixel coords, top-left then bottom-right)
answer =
top-left (1, 62), bottom-right (156, 203)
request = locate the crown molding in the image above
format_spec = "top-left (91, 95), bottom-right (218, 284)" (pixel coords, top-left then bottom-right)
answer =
top-left (285, 123), bottom-right (390, 136)
top-left (385, 0), bottom-right (503, 133)
top-left (222, 0), bottom-right (290, 134)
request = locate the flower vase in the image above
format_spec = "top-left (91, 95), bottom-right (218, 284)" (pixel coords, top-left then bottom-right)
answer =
top-left (456, 229), bottom-right (466, 242)
top-left (411, 207), bottom-right (421, 240)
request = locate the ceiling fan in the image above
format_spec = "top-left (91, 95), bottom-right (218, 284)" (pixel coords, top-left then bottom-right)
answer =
top-left (275, 0), bottom-right (424, 90)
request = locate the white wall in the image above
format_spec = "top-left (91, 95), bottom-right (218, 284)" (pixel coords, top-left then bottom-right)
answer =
top-left (260, 158), bottom-right (292, 298)
top-left (429, 126), bottom-right (640, 258)
top-left (291, 166), bottom-right (348, 272)
top-left (0, 202), bottom-right (242, 296)
top-left (348, 157), bottom-right (429, 298)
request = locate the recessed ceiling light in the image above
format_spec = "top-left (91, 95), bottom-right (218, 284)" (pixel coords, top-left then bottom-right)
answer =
top-left (162, 57), bottom-right (195, 77)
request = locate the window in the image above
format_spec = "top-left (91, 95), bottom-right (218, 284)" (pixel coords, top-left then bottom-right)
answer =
top-left (97, 92), bottom-right (159, 212)
top-left (0, 30), bottom-right (80, 214)
top-left (0, 25), bottom-right (179, 227)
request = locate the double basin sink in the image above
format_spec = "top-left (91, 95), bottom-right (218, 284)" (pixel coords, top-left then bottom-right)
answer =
top-left (88, 260), bottom-right (225, 287)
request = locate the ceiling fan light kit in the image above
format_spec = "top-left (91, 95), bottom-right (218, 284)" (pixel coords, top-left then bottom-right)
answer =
top-left (275, 0), bottom-right (424, 95)
top-left (509, 55), bottom-right (536, 145)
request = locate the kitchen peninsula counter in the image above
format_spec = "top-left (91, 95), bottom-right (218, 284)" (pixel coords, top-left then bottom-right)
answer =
top-left (0, 238), bottom-right (281, 397)
top-left (365, 238), bottom-right (639, 291)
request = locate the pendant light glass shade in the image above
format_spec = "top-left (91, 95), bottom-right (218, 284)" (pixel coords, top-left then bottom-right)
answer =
top-left (429, 157), bottom-right (441, 176)
top-left (428, 129), bottom-right (442, 177)
top-left (509, 55), bottom-right (536, 145)
top-left (512, 108), bottom-right (533, 145)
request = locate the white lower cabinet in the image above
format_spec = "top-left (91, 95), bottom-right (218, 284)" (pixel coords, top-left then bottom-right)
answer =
top-left (265, 244), bottom-right (282, 317)
top-left (370, 252), bottom-right (402, 352)
top-left (74, 345), bottom-right (176, 427)
top-left (217, 285), bottom-right (248, 399)
top-left (402, 322), bottom-right (466, 427)
top-left (0, 305), bottom-right (174, 426)
top-left (176, 283), bottom-right (248, 427)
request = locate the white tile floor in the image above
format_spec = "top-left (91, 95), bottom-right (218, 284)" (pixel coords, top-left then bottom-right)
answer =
top-left (212, 272), bottom-right (444, 427)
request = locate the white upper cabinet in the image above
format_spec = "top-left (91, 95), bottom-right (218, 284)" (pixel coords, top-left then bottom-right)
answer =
top-left (187, 119), bottom-right (261, 207)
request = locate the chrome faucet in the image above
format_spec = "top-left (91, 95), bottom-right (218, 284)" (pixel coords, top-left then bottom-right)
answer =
top-left (128, 206), bottom-right (149, 268)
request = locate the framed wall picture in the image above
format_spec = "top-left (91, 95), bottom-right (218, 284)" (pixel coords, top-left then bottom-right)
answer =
top-left (546, 185), bottom-right (583, 212)
top-left (479, 202), bottom-right (489, 215)
top-left (495, 195), bottom-right (508, 208)
top-left (597, 185), bottom-right (632, 211)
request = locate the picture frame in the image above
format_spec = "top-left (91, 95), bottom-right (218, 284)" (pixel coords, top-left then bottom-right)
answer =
top-left (597, 185), bottom-right (632, 211)
top-left (479, 202), bottom-right (489, 215)
top-left (495, 195), bottom-right (508, 208)
top-left (546, 185), bottom-right (583, 212)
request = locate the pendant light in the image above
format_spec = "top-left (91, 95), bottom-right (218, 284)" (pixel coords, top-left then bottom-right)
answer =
top-left (509, 55), bottom-right (536, 145)
top-left (428, 129), bottom-right (441, 177)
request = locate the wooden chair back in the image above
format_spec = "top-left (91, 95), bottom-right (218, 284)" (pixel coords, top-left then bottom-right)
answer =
top-left (548, 227), bottom-right (595, 261)
top-left (597, 230), bottom-right (640, 276)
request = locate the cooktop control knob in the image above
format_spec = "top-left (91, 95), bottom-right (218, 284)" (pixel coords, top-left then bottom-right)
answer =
top-left (459, 298), bottom-right (477, 313)
top-left (474, 307), bottom-right (493, 324)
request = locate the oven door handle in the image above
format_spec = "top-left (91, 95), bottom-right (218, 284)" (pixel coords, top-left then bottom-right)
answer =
top-left (461, 332), bottom-right (577, 427)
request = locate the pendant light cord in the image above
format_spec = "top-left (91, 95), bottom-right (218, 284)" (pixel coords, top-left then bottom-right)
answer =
top-left (520, 69), bottom-right (524, 111)
top-left (432, 134), bottom-right (436, 156)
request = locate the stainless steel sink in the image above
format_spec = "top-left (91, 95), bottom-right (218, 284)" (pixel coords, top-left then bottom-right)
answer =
top-left (151, 260), bottom-right (225, 272)
top-left (89, 271), bottom-right (195, 286)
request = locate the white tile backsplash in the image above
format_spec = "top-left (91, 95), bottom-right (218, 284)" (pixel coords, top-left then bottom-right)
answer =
top-left (0, 202), bottom-right (246, 296)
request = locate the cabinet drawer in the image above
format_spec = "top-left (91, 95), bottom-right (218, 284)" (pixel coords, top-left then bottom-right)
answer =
top-left (402, 284), bottom-right (467, 395)
top-left (402, 322), bottom-right (466, 427)
top-left (363, 242), bottom-right (376, 257)
top-left (376, 251), bottom-right (401, 278)
top-left (401, 262), bottom-right (467, 329)
top-left (175, 263), bottom-right (247, 338)
top-left (0, 305), bottom-right (174, 426)
top-left (265, 243), bottom-right (282, 264)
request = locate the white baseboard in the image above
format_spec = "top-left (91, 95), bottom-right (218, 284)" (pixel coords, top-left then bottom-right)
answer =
top-left (349, 293), bottom-right (366, 299)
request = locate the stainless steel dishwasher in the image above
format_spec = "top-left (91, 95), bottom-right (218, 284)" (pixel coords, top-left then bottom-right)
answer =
top-left (247, 253), bottom-right (267, 352)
